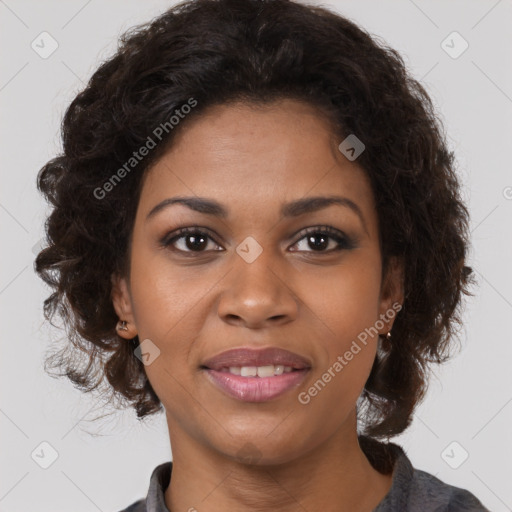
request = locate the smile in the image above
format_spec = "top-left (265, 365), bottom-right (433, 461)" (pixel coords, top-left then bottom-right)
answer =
top-left (202, 367), bottom-right (310, 402)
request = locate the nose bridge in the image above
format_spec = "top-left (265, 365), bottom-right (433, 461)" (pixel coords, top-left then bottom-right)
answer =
top-left (236, 239), bottom-right (279, 290)
top-left (217, 236), bottom-right (297, 326)
top-left (232, 236), bottom-right (284, 298)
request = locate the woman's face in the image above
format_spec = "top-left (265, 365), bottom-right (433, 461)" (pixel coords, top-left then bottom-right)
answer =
top-left (112, 99), bottom-right (403, 464)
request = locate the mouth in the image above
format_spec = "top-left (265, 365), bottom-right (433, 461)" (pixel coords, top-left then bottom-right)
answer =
top-left (201, 346), bottom-right (311, 372)
top-left (200, 364), bottom-right (303, 377)
top-left (201, 367), bottom-right (310, 402)
top-left (200, 346), bottom-right (311, 402)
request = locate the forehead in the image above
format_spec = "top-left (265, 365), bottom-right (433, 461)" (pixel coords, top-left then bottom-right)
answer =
top-left (138, 99), bottom-right (376, 224)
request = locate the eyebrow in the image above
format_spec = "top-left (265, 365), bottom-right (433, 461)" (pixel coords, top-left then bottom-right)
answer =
top-left (146, 195), bottom-right (368, 233)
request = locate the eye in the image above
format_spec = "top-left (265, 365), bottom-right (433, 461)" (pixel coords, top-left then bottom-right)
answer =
top-left (290, 226), bottom-right (355, 253)
top-left (160, 225), bottom-right (356, 257)
top-left (160, 227), bottom-right (223, 255)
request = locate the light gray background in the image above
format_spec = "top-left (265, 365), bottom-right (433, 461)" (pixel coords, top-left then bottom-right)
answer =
top-left (1, 0), bottom-right (511, 510)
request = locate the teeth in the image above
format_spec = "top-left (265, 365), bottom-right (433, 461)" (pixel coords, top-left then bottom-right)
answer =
top-left (225, 365), bottom-right (294, 377)
top-left (241, 366), bottom-right (257, 377)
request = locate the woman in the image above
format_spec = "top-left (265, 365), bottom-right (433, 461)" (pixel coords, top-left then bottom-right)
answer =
top-left (34, 0), bottom-right (489, 510)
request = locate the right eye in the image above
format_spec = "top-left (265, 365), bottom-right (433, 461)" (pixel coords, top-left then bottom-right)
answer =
top-left (160, 227), bottom-right (224, 255)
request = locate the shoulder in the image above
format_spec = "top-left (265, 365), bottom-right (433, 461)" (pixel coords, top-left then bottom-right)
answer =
top-left (366, 440), bottom-right (489, 512)
top-left (115, 461), bottom-right (173, 512)
top-left (116, 498), bottom-right (146, 512)
top-left (407, 467), bottom-right (489, 512)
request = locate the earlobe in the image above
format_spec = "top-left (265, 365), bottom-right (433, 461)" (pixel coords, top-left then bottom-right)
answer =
top-left (110, 272), bottom-right (138, 338)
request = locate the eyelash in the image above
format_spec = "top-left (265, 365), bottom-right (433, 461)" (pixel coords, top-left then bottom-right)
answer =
top-left (159, 225), bottom-right (356, 256)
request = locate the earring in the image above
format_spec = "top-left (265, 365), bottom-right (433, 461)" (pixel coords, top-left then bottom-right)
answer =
top-left (386, 331), bottom-right (392, 340)
top-left (117, 320), bottom-right (128, 331)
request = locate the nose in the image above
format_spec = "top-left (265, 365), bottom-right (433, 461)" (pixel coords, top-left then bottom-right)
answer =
top-left (217, 246), bottom-right (299, 329)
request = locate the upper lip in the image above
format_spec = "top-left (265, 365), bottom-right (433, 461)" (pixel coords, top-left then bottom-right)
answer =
top-left (201, 347), bottom-right (312, 371)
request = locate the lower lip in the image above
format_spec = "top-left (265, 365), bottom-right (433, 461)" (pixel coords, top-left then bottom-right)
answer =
top-left (203, 369), bottom-right (310, 402)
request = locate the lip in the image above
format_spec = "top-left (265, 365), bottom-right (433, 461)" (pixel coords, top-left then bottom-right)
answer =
top-left (200, 347), bottom-right (312, 403)
top-left (201, 347), bottom-right (312, 371)
top-left (203, 368), bottom-right (310, 402)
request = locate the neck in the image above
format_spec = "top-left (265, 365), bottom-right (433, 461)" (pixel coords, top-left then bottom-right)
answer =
top-left (164, 409), bottom-right (394, 512)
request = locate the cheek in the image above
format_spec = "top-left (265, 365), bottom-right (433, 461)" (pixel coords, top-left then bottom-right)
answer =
top-left (301, 254), bottom-right (381, 400)
top-left (310, 253), bottom-right (383, 344)
top-left (127, 250), bottom-right (213, 401)
top-left (298, 268), bottom-right (382, 423)
top-left (129, 244), bottom-right (206, 340)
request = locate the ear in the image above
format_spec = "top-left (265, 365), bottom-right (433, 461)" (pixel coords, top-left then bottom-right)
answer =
top-left (377, 256), bottom-right (404, 336)
top-left (111, 272), bottom-right (138, 339)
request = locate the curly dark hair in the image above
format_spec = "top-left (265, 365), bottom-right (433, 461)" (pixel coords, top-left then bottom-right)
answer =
top-left (35, 0), bottom-right (475, 438)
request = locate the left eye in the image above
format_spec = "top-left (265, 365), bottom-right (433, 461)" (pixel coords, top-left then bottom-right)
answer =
top-left (291, 226), bottom-right (353, 253)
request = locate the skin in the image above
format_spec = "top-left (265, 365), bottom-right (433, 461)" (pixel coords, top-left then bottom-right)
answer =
top-left (112, 98), bottom-right (404, 512)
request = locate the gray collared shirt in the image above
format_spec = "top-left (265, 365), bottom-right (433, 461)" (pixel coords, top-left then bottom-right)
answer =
top-left (118, 443), bottom-right (489, 511)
